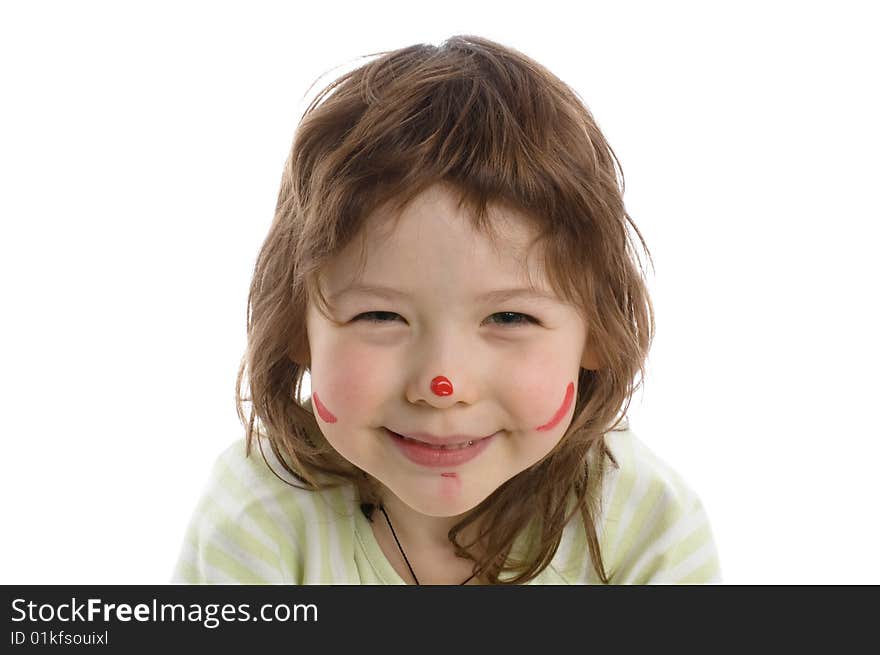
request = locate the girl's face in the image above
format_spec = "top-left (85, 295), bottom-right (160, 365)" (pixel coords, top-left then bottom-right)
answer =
top-left (305, 183), bottom-right (596, 518)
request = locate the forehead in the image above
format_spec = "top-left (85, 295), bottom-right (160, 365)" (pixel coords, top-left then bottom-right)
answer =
top-left (323, 184), bottom-right (547, 290)
top-left (372, 184), bottom-right (537, 252)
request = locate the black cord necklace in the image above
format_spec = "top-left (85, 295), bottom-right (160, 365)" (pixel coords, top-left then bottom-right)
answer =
top-left (363, 503), bottom-right (477, 585)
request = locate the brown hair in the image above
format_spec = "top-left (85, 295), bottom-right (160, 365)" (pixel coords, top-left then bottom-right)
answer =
top-left (235, 35), bottom-right (654, 584)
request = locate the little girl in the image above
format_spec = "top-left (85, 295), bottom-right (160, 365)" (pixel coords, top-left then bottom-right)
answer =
top-left (172, 35), bottom-right (721, 585)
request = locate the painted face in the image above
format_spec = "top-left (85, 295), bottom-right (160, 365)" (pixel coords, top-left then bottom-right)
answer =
top-left (305, 183), bottom-right (594, 518)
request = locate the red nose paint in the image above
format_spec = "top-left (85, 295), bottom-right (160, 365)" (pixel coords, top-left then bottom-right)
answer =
top-left (312, 392), bottom-right (337, 423)
top-left (535, 382), bottom-right (575, 432)
top-left (430, 375), bottom-right (454, 396)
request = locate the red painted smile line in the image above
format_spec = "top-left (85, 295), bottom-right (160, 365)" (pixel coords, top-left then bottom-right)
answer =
top-left (535, 382), bottom-right (575, 432)
top-left (312, 392), bottom-right (337, 423)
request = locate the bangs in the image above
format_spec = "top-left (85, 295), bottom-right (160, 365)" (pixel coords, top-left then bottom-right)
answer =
top-left (293, 35), bottom-right (628, 317)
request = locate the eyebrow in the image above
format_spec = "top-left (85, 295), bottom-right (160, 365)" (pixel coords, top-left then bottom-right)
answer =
top-left (329, 284), bottom-right (561, 305)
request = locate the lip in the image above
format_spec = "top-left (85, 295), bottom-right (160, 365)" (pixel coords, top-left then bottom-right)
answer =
top-left (384, 428), bottom-right (496, 468)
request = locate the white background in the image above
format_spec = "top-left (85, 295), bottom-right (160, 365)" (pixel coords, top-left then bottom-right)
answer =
top-left (1, 0), bottom-right (877, 584)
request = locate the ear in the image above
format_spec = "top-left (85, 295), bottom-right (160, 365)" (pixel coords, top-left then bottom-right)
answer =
top-left (580, 334), bottom-right (601, 370)
top-left (287, 333), bottom-right (311, 368)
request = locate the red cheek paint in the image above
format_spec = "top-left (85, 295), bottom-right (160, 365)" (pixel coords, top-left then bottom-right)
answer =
top-left (312, 392), bottom-right (338, 423)
top-left (535, 382), bottom-right (575, 432)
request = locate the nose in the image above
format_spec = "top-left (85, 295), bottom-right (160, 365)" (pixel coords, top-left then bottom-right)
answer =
top-left (406, 374), bottom-right (469, 408)
top-left (430, 376), bottom-right (454, 396)
top-left (404, 341), bottom-right (477, 408)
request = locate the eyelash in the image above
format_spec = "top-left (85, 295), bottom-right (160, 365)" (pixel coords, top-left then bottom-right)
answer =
top-left (352, 311), bottom-right (540, 328)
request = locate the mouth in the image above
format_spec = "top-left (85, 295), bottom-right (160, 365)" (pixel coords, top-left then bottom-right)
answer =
top-left (384, 428), bottom-right (497, 468)
top-left (387, 430), bottom-right (481, 450)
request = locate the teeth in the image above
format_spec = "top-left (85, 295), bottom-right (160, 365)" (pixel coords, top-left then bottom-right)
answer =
top-left (400, 435), bottom-right (476, 449)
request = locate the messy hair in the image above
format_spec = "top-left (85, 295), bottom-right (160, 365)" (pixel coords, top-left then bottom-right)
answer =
top-left (235, 35), bottom-right (654, 584)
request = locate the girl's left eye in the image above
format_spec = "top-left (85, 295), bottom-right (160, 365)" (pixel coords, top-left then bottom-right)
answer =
top-left (486, 312), bottom-right (539, 327)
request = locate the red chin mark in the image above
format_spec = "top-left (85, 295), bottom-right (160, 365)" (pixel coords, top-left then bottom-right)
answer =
top-left (312, 392), bottom-right (337, 424)
top-left (439, 471), bottom-right (461, 498)
top-left (535, 382), bottom-right (575, 432)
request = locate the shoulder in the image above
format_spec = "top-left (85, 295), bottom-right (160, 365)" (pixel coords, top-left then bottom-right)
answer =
top-left (552, 421), bottom-right (722, 584)
top-left (599, 423), bottom-right (722, 583)
top-left (171, 437), bottom-right (355, 584)
top-left (603, 423), bottom-right (703, 518)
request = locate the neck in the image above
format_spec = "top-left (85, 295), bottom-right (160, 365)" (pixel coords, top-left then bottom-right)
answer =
top-left (372, 490), bottom-right (483, 585)
top-left (380, 493), bottom-right (467, 551)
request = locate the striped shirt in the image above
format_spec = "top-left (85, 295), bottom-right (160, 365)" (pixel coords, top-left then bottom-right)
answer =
top-left (172, 423), bottom-right (721, 584)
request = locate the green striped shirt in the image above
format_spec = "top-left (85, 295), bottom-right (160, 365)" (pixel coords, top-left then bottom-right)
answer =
top-left (172, 424), bottom-right (721, 584)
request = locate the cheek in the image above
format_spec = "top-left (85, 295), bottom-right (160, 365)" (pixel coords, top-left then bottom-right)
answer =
top-left (311, 341), bottom-right (388, 426)
top-left (501, 354), bottom-right (576, 437)
top-left (535, 382), bottom-right (575, 432)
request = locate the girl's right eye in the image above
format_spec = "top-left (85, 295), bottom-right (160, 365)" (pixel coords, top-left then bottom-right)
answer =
top-left (352, 311), bottom-right (403, 324)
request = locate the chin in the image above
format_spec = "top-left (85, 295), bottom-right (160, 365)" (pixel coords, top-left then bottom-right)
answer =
top-left (411, 500), bottom-right (476, 518)
top-left (398, 484), bottom-right (493, 519)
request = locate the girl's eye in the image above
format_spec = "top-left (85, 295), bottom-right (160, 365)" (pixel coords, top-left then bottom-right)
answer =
top-left (352, 311), bottom-right (539, 327)
top-left (353, 311), bottom-right (403, 324)
top-left (486, 312), bottom-right (539, 327)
